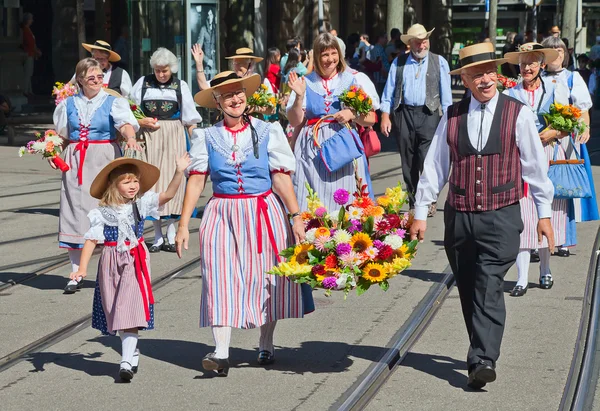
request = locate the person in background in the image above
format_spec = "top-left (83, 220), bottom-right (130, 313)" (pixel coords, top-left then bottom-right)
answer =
top-left (386, 28), bottom-right (401, 62)
top-left (577, 54), bottom-right (592, 86)
top-left (346, 33), bottom-right (361, 69)
top-left (380, 23), bottom-right (452, 216)
top-left (281, 48), bottom-right (305, 84)
top-left (80, 40), bottom-right (133, 98)
top-left (501, 32), bottom-right (519, 78)
top-left (329, 28), bottom-right (347, 58)
top-left (20, 13), bottom-right (41, 97)
top-left (280, 38), bottom-right (300, 72)
top-left (265, 47), bottom-right (282, 94)
top-left (113, 25), bottom-right (130, 69)
top-left (550, 26), bottom-right (561, 38)
top-left (0, 94), bottom-right (11, 135)
top-left (370, 32), bottom-right (391, 96)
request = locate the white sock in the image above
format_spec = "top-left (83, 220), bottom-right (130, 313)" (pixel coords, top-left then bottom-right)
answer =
top-left (259, 321), bottom-right (277, 353)
top-left (68, 249), bottom-right (82, 274)
top-left (152, 221), bottom-right (164, 247)
top-left (132, 349), bottom-right (140, 368)
top-left (119, 331), bottom-right (139, 369)
top-left (166, 220), bottom-right (177, 244)
top-left (212, 326), bottom-right (232, 359)
top-left (515, 249), bottom-right (531, 288)
top-left (539, 248), bottom-right (552, 278)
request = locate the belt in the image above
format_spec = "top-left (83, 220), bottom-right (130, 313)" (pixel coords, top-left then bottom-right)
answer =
top-left (212, 189), bottom-right (281, 262)
top-left (104, 237), bottom-right (154, 321)
top-left (71, 138), bottom-right (114, 185)
top-left (306, 118), bottom-right (335, 126)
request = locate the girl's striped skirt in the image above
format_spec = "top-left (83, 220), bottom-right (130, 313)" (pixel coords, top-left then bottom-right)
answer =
top-left (199, 191), bottom-right (304, 329)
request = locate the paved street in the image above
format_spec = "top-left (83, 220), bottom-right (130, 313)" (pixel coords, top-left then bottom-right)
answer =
top-left (0, 129), bottom-right (599, 410)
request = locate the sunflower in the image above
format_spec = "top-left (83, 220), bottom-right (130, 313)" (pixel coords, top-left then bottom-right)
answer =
top-left (291, 243), bottom-right (314, 265)
top-left (350, 232), bottom-right (373, 253)
top-left (361, 263), bottom-right (388, 282)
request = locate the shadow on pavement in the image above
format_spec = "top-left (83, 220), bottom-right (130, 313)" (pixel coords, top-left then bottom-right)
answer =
top-left (0, 272), bottom-right (95, 291)
top-left (400, 269), bottom-right (449, 284)
top-left (399, 352), bottom-right (478, 392)
top-left (24, 351), bottom-right (120, 383)
top-left (13, 208), bottom-right (60, 217)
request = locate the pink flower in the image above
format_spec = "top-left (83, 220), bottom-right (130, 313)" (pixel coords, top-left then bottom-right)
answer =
top-left (333, 189), bottom-right (350, 205)
top-left (315, 207), bottom-right (327, 218)
top-left (314, 236), bottom-right (330, 251)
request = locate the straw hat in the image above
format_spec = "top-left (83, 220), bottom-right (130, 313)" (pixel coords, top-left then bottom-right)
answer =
top-left (90, 158), bottom-right (160, 199)
top-left (225, 47), bottom-right (264, 63)
top-left (449, 42), bottom-right (507, 75)
top-left (193, 71), bottom-right (262, 109)
top-left (102, 87), bottom-right (123, 99)
top-left (503, 42), bottom-right (559, 65)
top-left (82, 40), bottom-right (121, 63)
top-left (401, 24), bottom-right (435, 44)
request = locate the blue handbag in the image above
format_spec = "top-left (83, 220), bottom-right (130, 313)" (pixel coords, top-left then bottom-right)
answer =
top-left (312, 115), bottom-right (364, 172)
top-left (547, 138), bottom-right (592, 199)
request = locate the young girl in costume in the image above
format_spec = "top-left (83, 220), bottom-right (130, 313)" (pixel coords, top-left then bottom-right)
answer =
top-left (69, 154), bottom-right (190, 381)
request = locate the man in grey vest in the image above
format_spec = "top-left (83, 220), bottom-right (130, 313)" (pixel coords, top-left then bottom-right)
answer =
top-left (80, 41), bottom-right (133, 98)
top-left (380, 24), bottom-right (452, 215)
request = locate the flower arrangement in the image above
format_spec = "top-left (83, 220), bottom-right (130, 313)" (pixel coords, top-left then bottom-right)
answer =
top-left (247, 84), bottom-right (278, 109)
top-left (128, 100), bottom-right (146, 120)
top-left (339, 85), bottom-right (373, 116)
top-left (543, 103), bottom-right (587, 136)
top-left (496, 74), bottom-right (519, 91)
top-left (51, 82), bottom-right (78, 106)
top-left (18, 130), bottom-right (69, 171)
top-left (269, 176), bottom-right (417, 297)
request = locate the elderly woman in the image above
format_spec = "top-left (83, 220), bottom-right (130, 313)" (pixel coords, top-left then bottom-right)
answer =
top-left (53, 58), bottom-right (140, 293)
top-left (175, 71), bottom-right (312, 376)
top-left (503, 43), bottom-right (568, 296)
top-left (131, 47), bottom-right (201, 253)
top-left (541, 36), bottom-right (598, 256)
top-left (286, 33), bottom-right (380, 212)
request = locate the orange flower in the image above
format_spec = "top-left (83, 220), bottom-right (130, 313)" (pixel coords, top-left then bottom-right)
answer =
top-left (353, 196), bottom-right (374, 208)
top-left (315, 227), bottom-right (331, 238)
top-left (324, 254), bottom-right (338, 270)
top-left (45, 141), bottom-right (55, 152)
top-left (301, 211), bottom-right (313, 221)
top-left (572, 107), bottom-right (582, 119)
top-left (363, 205), bottom-right (385, 217)
top-left (358, 94), bottom-right (365, 102)
top-left (346, 91), bottom-right (356, 99)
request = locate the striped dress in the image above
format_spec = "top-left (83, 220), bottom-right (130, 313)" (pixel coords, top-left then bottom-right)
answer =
top-left (87, 192), bottom-right (160, 335)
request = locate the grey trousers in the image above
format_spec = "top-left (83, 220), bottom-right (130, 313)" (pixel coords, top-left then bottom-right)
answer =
top-left (444, 202), bottom-right (523, 368)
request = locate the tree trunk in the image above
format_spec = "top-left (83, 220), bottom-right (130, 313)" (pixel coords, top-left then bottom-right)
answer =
top-left (562, 0), bottom-right (577, 50)
top-left (387, 0), bottom-right (404, 33)
top-left (76, 0), bottom-right (86, 60)
top-left (489, 0), bottom-right (498, 46)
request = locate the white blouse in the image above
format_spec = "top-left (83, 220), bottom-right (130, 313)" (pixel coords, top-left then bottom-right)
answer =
top-left (53, 89), bottom-right (140, 138)
top-left (286, 69), bottom-right (381, 111)
top-left (544, 69), bottom-right (593, 111)
top-left (131, 77), bottom-right (202, 126)
top-left (188, 119), bottom-right (296, 174)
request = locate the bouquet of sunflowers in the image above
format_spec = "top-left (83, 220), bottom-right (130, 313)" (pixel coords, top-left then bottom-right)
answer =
top-left (543, 103), bottom-right (587, 136)
top-left (269, 176), bottom-right (417, 297)
top-left (339, 85), bottom-right (373, 116)
top-left (247, 84), bottom-right (278, 109)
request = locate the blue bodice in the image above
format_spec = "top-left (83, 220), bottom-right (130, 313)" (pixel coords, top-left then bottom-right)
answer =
top-left (508, 79), bottom-right (556, 132)
top-left (304, 71), bottom-right (356, 120)
top-left (103, 221), bottom-right (145, 242)
top-left (66, 94), bottom-right (116, 142)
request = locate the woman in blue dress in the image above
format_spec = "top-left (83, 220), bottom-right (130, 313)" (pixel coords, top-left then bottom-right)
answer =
top-left (286, 33), bottom-right (380, 212)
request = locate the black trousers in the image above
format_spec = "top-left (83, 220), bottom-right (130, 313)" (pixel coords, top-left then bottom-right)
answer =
top-left (444, 202), bottom-right (523, 368)
top-left (392, 105), bottom-right (441, 207)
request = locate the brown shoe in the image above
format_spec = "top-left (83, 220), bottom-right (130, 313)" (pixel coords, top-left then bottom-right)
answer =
top-left (427, 203), bottom-right (437, 218)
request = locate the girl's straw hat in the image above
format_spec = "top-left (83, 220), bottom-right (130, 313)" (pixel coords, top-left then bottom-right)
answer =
top-left (90, 157), bottom-right (160, 199)
top-left (225, 47), bottom-right (264, 63)
top-left (193, 71), bottom-right (261, 109)
top-left (503, 42), bottom-right (559, 65)
top-left (82, 40), bottom-right (122, 63)
top-left (449, 42), bottom-right (507, 75)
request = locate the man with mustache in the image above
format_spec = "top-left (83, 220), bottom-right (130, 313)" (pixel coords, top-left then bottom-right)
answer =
top-left (380, 24), bottom-right (452, 217)
top-left (409, 42), bottom-right (555, 389)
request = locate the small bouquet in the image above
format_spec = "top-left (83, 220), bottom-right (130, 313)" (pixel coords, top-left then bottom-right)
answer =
top-left (543, 103), bottom-right (587, 136)
top-left (51, 82), bottom-right (78, 106)
top-left (269, 176), bottom-right (417, 298)
top-left (128, 100), bottom-right (146, 120)
top-left (18, 130), bottom-right (70, 171)
top-left (496, 74), bottom-right (519, 91)
top-left (247, 84), bottom-right (278, 110)
top-left (339, 85), bottom-right (373, 116)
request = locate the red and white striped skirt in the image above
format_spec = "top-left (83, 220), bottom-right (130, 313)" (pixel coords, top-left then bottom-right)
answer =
top-left (198, 192), bottom-right (303, 329)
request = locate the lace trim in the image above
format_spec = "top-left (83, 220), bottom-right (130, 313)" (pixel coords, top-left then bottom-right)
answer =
top-left (205, 119), bottom-right (270, 166)
top-left (73, 92), bottom-right (110, 127)
top-left (96, 201), bottom-right (142, 252)
top-left (304, 70), bottom-right (355, 98)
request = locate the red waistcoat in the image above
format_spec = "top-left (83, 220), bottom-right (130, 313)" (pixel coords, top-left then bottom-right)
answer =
top-left (446, 94), bottom-right (524, 212)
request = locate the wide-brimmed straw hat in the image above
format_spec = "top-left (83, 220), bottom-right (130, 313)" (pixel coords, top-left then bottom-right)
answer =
top-left (193, 71), bottom-right (261, 109)
top-left (401, 24), bottom-right (435, 44)
top-left (503, 42), bottom-right (559, 65)
top-left (449, 42), bottom-right (507, 75)
top-left (225, 47), bottom-right (264, 63)
top-left (90, 158), bottom-right (160, 199)
top-left (82, 40), bottom-right (121, 63)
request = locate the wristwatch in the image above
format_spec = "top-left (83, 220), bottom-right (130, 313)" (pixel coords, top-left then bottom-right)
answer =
top-left (288, 211), bottom-right (301, 220)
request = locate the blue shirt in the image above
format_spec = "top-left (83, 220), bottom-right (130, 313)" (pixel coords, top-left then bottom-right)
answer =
top-left (380, 53), bottom-right (452, 114)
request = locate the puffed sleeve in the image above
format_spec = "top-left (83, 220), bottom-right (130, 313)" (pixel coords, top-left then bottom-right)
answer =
top-left (130, 77), bottom-right (144, 105)
top-left (571, 71), bottom-right (593, 111)
top-left (353, 72), bottom-right (381, 111)
top-left (180, 80), bottom-right (202, 126)
top-left (120, 70), bottom-right (133, 99)
top-left (53, 100), bottom-right (68, 138)
top-left (111, 97), bottom-right (140, 132)
top-left (286, 90), bottom-right (307, 111)
top-left (139, 191), bottom-right (161, 219)
top-left (187, 127), bottom-right (209, 176)
top-left (84, 209), bottom-right (105, 241)
top-left (267, 122), bottom-right (296, 173)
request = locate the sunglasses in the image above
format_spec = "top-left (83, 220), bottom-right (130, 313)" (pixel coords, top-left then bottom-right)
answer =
top-left (86, 74), bottom-right (105, 83)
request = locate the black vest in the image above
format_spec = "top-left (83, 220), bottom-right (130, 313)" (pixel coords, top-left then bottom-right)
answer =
top-left (107, 66), bottom-right (124, 95)
top-left (392, 52), bottom-right (442, 114)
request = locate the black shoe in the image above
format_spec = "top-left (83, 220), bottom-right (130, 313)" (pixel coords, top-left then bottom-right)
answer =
top-left (257, 350), bottom-right (275, 365)
top-left (63, 278), bottom-right (83, 294)
top-left (467, 361), bottom-right (496, 389)
top-left (539, 275), bottom-right (554, 289)
top-left (202, 353), bottom-right (229, 377)
top-left (161, 241), bottom-right (176, 253)
top-left (556, 248), bottom-right (571, 257)
top-left (530, 250), bottom-right (540, 263)
top-left (509, 285), bottom-right (528, 297)
top-left (148, 244), bottom-right (162, 253)
top-left (119, 362), bottom-right (134, 382)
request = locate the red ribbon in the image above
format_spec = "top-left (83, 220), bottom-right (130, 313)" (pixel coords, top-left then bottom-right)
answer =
top-left (104, 237), bottom-right (154, 321)
top-left (71, 138), bottom-right (113, 185)
top-left (213, 190), bottom-right (281, 262)
top-left (306, 118), bottom-right (335, 126)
